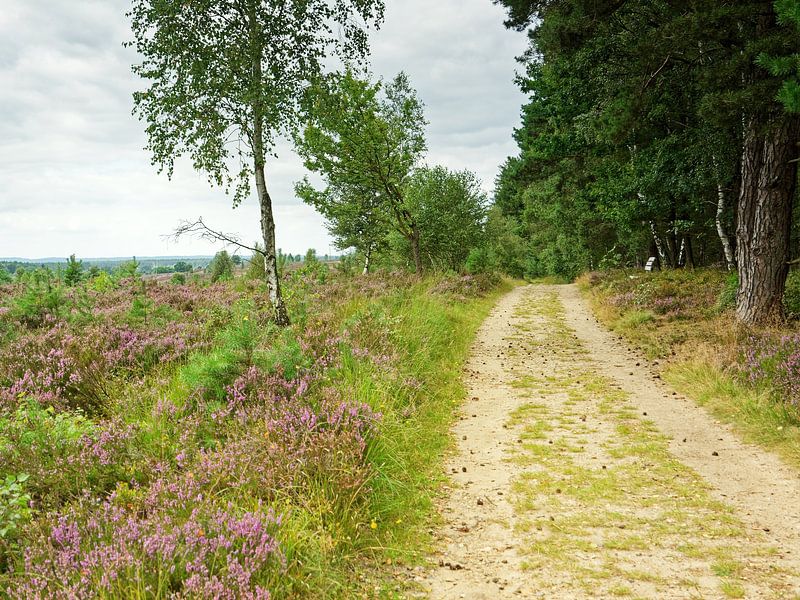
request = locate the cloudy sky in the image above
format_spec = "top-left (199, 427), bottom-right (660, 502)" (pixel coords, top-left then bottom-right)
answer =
top-left (0, 0), bottom-right (528, 259)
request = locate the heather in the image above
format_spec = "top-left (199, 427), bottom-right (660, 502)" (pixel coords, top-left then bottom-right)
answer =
top-left (0, 267), bottom-right (505, 596)
top-left (581, 269), bottom-right (800, 466)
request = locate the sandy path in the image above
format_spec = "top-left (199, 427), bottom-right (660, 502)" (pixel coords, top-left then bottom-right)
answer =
top-left (558, 284), bottom-right (800, 564)
top-left (415, 284), bottom-right (800, 599)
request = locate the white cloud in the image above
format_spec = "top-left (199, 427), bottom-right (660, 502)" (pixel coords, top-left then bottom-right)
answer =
top-left (0, 0), bottom-right (527, 259)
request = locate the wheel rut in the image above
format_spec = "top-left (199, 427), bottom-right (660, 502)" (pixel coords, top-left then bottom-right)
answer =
top-left (414, 284), bottom-right (800, 599)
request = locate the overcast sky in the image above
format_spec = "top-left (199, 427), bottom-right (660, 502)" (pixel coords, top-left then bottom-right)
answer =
top-left (0, 0), bottom-right (528, 259)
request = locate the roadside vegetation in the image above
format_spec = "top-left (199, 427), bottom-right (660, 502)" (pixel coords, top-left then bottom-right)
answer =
top-left (580, 269), bottom-right (800, 469)
top-left (0, 260), bottom-right (506, 597)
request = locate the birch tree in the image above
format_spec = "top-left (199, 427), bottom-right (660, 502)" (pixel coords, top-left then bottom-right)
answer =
top-left (128, 0), bottom-right (384, 325)
top-left (295, 70), bottom-right (428, 273)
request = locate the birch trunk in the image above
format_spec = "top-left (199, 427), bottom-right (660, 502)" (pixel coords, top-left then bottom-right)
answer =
top-left (715, 182), bottom-right (736, 271)
top-left (251, 14), bottom-right (289, 326)
top-left (363, 245), bottom-right (372, 275)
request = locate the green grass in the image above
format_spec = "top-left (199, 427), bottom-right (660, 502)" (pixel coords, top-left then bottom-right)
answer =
top-left (284, 276), bottom-right (516, 594)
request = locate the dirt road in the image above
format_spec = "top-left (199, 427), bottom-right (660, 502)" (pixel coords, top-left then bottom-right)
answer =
top-left (416, 284), bottom-right (800, 599)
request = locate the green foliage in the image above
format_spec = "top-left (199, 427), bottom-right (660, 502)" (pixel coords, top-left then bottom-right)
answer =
top-left (180, 308), bottom-right (260, 400)
top-left (482, 206), bottom-right (528, 278)
top-left (207, 250), bottom-right (235, 283)
top-left (115, 258), bottom-right (140, 280)
top-left (90, 271), bottom-right (115, 293)
top-left (170, 272), bottom-right (186, 285)
top-left (246, 247), bottom-right (266, 281)
top-left (11, 274), bottom-right (68, 328)
top-left (758, 0), bottom-right (800, 112)
top-left (0, 266), bottom-right (11, 285)
top-left (129, 0), bottom-right (385, 207)
top-left (295, 70), bottom-right (427, 270)
top-left (405, 166), bottom-right (487, 272)
top-left (64, 255), bottom-right (84, 287)
top-left (493, 0), bottom-right (799, 278)
top-left (258, 329), bottom-right (310, 380)
top-left (784, 270), bottom-right (800, 316)
top-left (465, 247), bottom-right (495, 275)
top-left (173, 261), bottom-right (193, 273)
top-left (717, 273), bottom-right (740, 313)
top-left (0, 472), bottom-right (32, 568)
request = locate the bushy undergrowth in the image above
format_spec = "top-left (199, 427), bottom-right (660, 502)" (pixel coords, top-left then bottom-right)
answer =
top-left (582, 269), bottom-right (800, 464)
top-left (0, 269), bottom-right (503, 597)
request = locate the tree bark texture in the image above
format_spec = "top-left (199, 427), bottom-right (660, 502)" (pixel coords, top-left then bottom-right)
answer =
top-left (363, 244), bottom-right (372, 275)
top-left (255, 166), bottom-right (290, 326)
top-left (649, 221), bottom-right (667, 267)
top-left (735, 113), bottom-right (800, 325)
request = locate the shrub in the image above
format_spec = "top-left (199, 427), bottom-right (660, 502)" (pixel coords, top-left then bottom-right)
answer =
top-left (0, 400), bottom-right (136, 511)
top-left (784, 270), bottom-right (800, 317)
top-left (63, 255), bottom-right (84, 287)
top-left (716, 272), bottom-right (738, 312)
top-left (173, 260), bottom-right (194, 273)
top-left (208, 250), bottom-right (235, 283)
top-left (90, 271), bottom-right (115, 293)
top-left (10, 280), bottom-right (68, 328)
top-left (465, 247), bottom-right (495, 275)
top-left (14, 498), bottom-right (286, 599)
top-left (115, 258), bottom-right (140, 280)
top-left (736, 333), bottom-right (800, 408)
top-left (181, 312), bottom-right (261, 400)
top-left (0, 473), bottom-right (32, 570)
top-left (170, 272), bottom-right (186, 285)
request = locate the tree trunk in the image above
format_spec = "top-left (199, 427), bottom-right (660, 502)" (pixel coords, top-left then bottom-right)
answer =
top-left (250, 19), bottom-right (289, 327)
top-left (715, 182), bottom-right (737, 271)
top-left (410, 225), bottom-right (422, 274)
top-left (363, 244), bottom-right (372, 275)
top-left (685, 235), bottom-right (695, 269)
top-left (255, 164), bottom-right (290, 326)
top-left (712, 155), bottom-right (737, 271)
top-left (735, 113), bottom-right (800, 325)
top-left (649, 221), bottom-right (667, 267)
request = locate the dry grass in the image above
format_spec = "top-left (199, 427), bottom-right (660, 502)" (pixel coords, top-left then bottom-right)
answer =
top-left (579, 269), bottom-right (800, 472)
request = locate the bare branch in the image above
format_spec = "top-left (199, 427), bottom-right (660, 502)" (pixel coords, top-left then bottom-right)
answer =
top-left (168, 216), bottom-right (265, 256)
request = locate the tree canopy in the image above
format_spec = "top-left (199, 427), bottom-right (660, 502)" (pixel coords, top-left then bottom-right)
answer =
top-left (295, 70), bottom-right (428, 272)
top-left (493, 0), bottom-right (800, 324)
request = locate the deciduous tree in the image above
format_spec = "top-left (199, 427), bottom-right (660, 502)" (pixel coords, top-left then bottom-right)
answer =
top-left (295, 70), bottom-right (427, 273)
top-left (129, 0), bottom-right (384, 325)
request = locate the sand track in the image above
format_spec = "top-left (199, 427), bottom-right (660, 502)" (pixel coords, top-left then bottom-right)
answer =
top-left (416, 285), bottom-right (800, 599)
